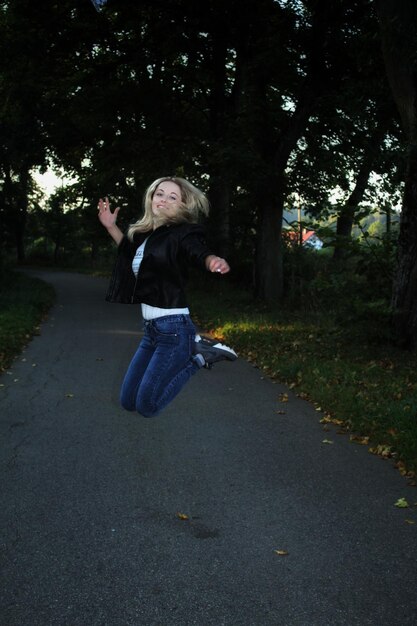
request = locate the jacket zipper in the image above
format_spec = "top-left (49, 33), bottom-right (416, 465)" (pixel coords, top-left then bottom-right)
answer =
top-left (131, 234), bottom-right (151, 303)
top-left (131, 273), bottom-right (139, 304)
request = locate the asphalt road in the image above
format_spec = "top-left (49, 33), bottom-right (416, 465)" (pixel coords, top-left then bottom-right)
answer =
top-left (1, 270), bottom-right (416, 626)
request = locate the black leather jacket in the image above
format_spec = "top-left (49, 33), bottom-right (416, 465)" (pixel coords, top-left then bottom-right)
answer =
top-left (105, 222), bottom-right (212, 307)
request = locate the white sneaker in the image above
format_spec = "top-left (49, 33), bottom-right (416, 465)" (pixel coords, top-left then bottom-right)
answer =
top-left (194, 336), bottom-right (238, 367)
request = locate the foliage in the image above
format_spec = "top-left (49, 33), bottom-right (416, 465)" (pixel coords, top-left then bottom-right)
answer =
top-left (1, 0), bottom-right (417, 344)
top-left (1, 2), bottom-right (404, 252)
top-left (0, 270), bottom-right (55, 372)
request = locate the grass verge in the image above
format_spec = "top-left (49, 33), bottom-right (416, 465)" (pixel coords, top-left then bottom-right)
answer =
top-left (189, 276), bottom-right (417, 478)
top-left (0, 271), bottom-right (56, 372)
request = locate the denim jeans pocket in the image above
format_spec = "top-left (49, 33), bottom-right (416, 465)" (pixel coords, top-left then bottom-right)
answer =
top-left (154, 325), bottom-right (179, 338)
top-left (152, 320), bottom-right (181, 345)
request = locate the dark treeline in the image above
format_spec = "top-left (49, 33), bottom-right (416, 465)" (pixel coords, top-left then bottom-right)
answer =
top-left (1, 0), bottom-right (417, 347)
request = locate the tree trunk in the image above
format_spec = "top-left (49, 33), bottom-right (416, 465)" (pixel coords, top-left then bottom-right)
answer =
top-left (53, 241), bottom-right (61, 265)
top-left (377, 0), bottom-right (417, 347)
top-left (385, 202), bottom-right (391, 236)
top-left (208, 175), bottom-right (230, 258)
top-left (9, 167), bottom-right (30, 263)
top-left (15, 227), bottom-right (26, 263)
top-left (254, 182), bottom-right (284, 302)
top-left (333, 126), bottom-right (386, 260)
top-left (333, 159), bottom-right (372, 261)
top-left (250, 0), bottom-right (344, 302)
top-left (206, 21), bottom-right (232, 259)
top-left (390, 146), bottom-right (417, 347)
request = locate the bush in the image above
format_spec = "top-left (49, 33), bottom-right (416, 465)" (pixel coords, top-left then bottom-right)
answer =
top-left (0, 271), bottom-right (55, 371)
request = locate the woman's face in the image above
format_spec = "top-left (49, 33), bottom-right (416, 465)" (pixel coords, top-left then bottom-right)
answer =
top-left (151, 181), bottom-right (182, 221)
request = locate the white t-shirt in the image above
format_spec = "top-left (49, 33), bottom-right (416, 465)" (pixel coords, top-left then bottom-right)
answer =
top-left (131, 237), bottom-right (148, 277)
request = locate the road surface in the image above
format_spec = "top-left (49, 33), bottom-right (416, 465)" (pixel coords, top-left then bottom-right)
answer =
top-left (1, 270), bottom-right (416, 625)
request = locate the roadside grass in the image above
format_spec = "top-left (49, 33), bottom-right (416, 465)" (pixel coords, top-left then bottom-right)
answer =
top-left (189, 275), bottom-right (417, 477)
top-left (0, 270), bottom-right (55, 372)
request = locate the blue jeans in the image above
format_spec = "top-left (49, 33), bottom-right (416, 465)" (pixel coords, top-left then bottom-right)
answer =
top-left (120, 314), bottom-right (202, 417)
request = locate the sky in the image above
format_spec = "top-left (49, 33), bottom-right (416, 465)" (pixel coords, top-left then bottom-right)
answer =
top-left (33, 169), bottom-right (76, 195)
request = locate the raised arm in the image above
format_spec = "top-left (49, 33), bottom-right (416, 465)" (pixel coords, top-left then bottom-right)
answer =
top-left (97, 197), bottom-right (123, 245)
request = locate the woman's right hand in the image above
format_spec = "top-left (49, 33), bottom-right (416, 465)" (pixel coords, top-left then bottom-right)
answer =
top-left (97, 197), bottom-right (123, 244)
top-left (97, 196), bottom-right (120, 230)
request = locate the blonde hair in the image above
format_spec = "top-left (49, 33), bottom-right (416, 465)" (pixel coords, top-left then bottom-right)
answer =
top-left (127, 176), bottom-right (210, 240)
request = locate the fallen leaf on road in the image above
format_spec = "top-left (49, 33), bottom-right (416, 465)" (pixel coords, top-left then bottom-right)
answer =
top-left (278, 393), bottom-right (289, 403)
top-left (394, 498), bottom-right (409, 508)
top-left (322, 439), bottom-right (334, 445)
top-left (274, 550), bottom-right (289, 556)
top-left (350, 435), bottom-right (370, 445)
top-left (369, 444), bottom-right (392, 458)
top-left (176, 512), bottom-right (189, 520)
top-left (320, 415), bottom-right (343, 426)
top-left (65, 393), bottom-right (74, 398)
top-left (405, 519), bottom-right (415, 525)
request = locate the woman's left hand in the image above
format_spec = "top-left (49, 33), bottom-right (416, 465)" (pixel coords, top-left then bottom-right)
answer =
top-left (206, 255), bottom-right (230, 274)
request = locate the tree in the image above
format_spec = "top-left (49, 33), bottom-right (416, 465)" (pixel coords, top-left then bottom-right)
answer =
top-left (0, 0), bottom-right (51, 260)
top-left (241, 0), bottom-right (352, 301)
top-left (1, 0), bottom-right (410, 321)
top-left (376, 0), bottom-right (417, 348)
top-left (332, 119), bottom-right (391, 260)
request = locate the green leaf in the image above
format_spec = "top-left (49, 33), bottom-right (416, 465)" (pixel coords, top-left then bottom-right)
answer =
top-left (394, 498), bottom-right (409, 508)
